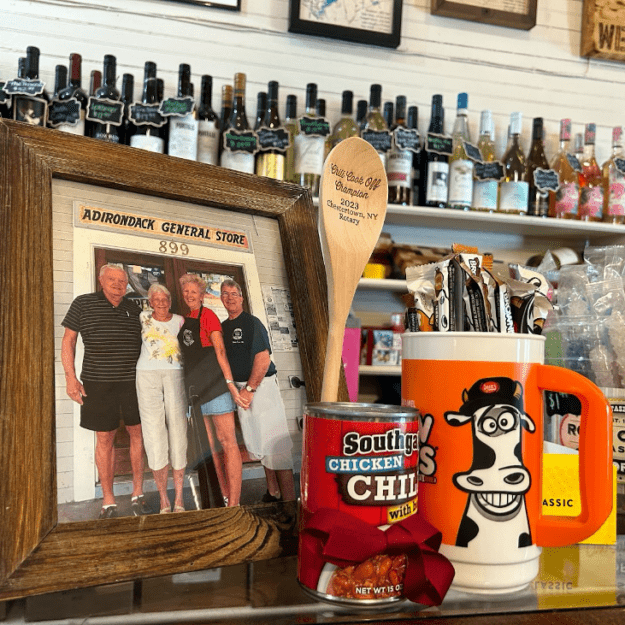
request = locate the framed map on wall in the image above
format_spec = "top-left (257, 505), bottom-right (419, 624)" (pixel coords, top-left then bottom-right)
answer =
top-left (288, 0), bottom-right (402, 49)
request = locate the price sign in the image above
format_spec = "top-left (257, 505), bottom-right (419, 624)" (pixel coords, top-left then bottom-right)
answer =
top-left (362, 129), bottom-right (393, 153)
top-left (257, 127), bottom-right (290, 152)
top-left (3, 78), bottom-right (46, 96)
top-left (426, 133), bottom-right (453, 156)
top-left (223, 129), bottom-right (259, 154)
top-left (86, 97), bottom-right (124, 126)
top-left (129, 102), bottom-right (166, 127)
top-left (464, 142), bottom-right (483, 163)
top-left (159, 96), bottom-right (195, 117)
top-left (48, 98), bottom-right (81, 128)
top-left (566, 154), bottom-right (582, 173)
top-left (394, 127), bottom-right (421, 153)
top-left (299, 116), bottom-right (331, 137)
top-left (533, 168), bottom-right (560, 193)
top-left (474, 161), bottom-right (504, 181)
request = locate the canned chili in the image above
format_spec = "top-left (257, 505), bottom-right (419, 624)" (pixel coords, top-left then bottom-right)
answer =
top-left (298, 402), bottom-right (420, 607)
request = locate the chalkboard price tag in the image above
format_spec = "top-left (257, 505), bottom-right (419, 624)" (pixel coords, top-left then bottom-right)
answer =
top-left (533, 168), bottom-right (560, 192)
top-left (615, 158), bottom-right (625, 175)
top-left (223, 129), bottom-right (259, 154)
top-left (129, 102), bottom-right (166, 127)
top-left (566, 154), bottom-right (582, 172)
top-left (545, 391), bottom-right (581, 417)
top-left (394, 127), bottom-right (421, 153)
top-left (3, 78), bottom-right (46, 96)
top-left (48, 98), bottom-right (81, 128)
top-left (474, 161), bottom-right (505, 181)
top-left (0, 82), bottom-right (10, 106)
top-left (362, 129), bottom-right (393, 153)
top-left (159, 96), bottom-right (195, 117)
top-left (257, 127), bottom-right (290, 152)
top-left (299, 116), bottom-right (331, 137)
top-left (426, 133), bottom-right (453, 156)
top-left (86, 97), bottom-right (124, 126)
top-left (464, 142), bottom-right (483, 163)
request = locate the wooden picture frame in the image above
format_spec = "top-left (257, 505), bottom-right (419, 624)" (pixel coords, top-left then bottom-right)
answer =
top-left (0, 119), bottom-right (337, 600)
top-left (580, 0), bottom-right (625, 61)
top-left (288, 0), bottom-right (402, 49)
top-left (430, 0), bottom-right (537, 30)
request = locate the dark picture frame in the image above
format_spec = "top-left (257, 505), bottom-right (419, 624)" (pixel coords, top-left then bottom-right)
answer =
top-left (288, 0), bottom-right (402, 49)
top-left (164, 0), bottom-right (241, 10)
top-left (431, 0), bottom-right (537, 30)
top-left (0, 119), bottom-right (339, 600)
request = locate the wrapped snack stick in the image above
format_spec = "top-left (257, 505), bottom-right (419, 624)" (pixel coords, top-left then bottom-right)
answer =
top-left (455, 254), bottom-right (490, 333)
top-left (406, 264), bottom-right (436, 332)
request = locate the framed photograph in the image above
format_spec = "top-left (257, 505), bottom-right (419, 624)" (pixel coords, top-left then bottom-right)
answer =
top-left (288, 0), bottom-right (402, 49)
top-left (165, 0), bottom-right (240, 10)
top-left (0, 119), bottom-right (337, 599)
top-left (431, 0), bottom-right (537, 30)
top-left (580, 0), bottom-right (625, 61)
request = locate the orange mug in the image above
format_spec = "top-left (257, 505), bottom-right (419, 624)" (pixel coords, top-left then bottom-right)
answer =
top-left (402, 332), bottom-right (612, 594)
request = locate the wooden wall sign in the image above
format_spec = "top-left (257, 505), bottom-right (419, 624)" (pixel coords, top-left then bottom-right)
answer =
top-left (431, 0), bottom-right (537, 31)
top-left (581, 0), bottom-right (625, 61)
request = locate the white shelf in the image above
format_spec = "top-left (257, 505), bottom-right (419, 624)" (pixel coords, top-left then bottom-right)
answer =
top-left (360, 365), bottom-right (401, 376)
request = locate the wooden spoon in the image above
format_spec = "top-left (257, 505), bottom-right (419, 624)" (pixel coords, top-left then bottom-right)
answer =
top-left (319, 136), bottom-right (388, 402)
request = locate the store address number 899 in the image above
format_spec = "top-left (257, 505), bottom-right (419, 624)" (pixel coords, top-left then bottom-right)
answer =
top-left (159, 241), bottom-right (189, 256)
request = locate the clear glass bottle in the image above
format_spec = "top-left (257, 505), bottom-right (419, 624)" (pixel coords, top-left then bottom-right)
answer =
top-left (330, 90), bottom-right (360, 148)
top-left (255, 80), bottom-right (286, 180)
top-left (362, 84), bottom-right (389, 168)
top-left (549, 119), bottom-right (579, 219)
top-left (90, 54), bottom-right (122, 144)
top-left (388, 95), bottom-right (412, 206)
top-left (579, 123), bottom-right (604, 222)
top-left (425, 94), bottom-right (449, 208)
top-left (293, 82), bottom-right (326, 196)
top-left (130, 61), bottom-right (165, 154)
top-left (602, 126), bottom-right (625, 224)
top-left (447, 92), bottom-right (474, 210)
top-left (472, 110), bottom-right (498, 212)
top-left (197, 75), bottom-right (220, 166)
top-left (498, 111), bottom-right (528, 214)
top-left (168, 63), bottom-right (199, 161)
top-left (284, 94), bottom-right (298, 184)
top-left (13, 46), bottom-right (48, 127)
top-left (527, 117), bottom-right (550, 217)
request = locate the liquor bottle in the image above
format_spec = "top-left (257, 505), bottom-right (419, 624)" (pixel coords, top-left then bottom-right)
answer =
top-left (362, 84), bottom-right (390, 167)
top-left (408, 105), bottom-right (425, 206)
top-left (424, 94), bottom-right (449, 208)
top-left (220, 73), bottom-right (256, 174)
top-left (472, 110), bottom-right (498, 212)
top-left (579, 123), bottom-right (604, 221)
top-left (13, 46), bottom-right (48, 127)
top-left (356, 99), bottom-right (367, 132)
top-left (53, 53), bottom-right (88, 136)
top-left (330, 90), bottom-right (359, 149)
top-left (526, 117), bottom-right (550, 217)
top-left (90, 55), bottom-right (122, 143)
top-left (197, 75), bottom-right (220, 166)
top-left (168, 63), bottom-right (199, 161)
top-left (498, 111), bottom-right (528, 214)
top-left (256, 80), bottom-right (286, 180)
top-left (120, 73), bottom-right (135, 145)
top-left (602, 126), bottom-right (625, 224)
top-left (549, 119), bottom-right (580, 219)
top-left (388, 96), bottom-right (413, 206)
top-left (254, 91), bottom-right (267, 131)
top-left (284, 94), bottom-right (298, 183)
top-left (130, 61), bottom-right (166, 153)
top-left (447, 92), bottom-right (474, 211)
top-left (383, 101), bottom-right (394, 129)
top-left (574, 133), bottom-right (587, 189)
top-left (52, 65), bottom-right (67, 99)
top-left (293, 83), bottom-right (327, 196)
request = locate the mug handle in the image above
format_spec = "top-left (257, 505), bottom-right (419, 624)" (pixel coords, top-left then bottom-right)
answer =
top-left (532, 364), bottom-right (613, 547)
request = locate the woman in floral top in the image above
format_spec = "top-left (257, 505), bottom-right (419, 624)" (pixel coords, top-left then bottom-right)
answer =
top-left (136, 284), bottom-right (187, 513)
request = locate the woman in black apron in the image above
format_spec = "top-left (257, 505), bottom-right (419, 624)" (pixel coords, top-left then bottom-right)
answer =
top-left (179, 273), bottom-right (243, 507)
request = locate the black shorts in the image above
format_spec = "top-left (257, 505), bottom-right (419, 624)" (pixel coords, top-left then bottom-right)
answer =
top-left (80, 380), bottom-right (141, 432)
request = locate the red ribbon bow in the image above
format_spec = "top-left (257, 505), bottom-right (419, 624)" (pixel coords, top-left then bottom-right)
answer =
top-left (299, 508), bottom-right (455, 606)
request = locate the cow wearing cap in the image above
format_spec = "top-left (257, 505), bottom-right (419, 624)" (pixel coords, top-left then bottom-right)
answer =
top-left (444, 377), bottom-right (535, 552)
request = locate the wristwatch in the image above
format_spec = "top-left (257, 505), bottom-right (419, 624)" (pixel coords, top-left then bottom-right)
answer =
top-left (245, 384), bottom-right (256, 393)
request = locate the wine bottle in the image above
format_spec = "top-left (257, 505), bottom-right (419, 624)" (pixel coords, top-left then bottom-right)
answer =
top-left (89, 70), bottom-right (101, 96)
top-left (498, 111), bottom-right (528, 214)
top-left (13, 46), bottom-right (48, 127)
top-left (362, 84), bottom-right (391, 167)
top-left (356, 99), bottom-right (367, 132)
top-left (220, 73), bottom-right (256, 174)
top-left (383, 101), bottom-right (394, 129)
top-left (197, 75), bottom-right (220, 166)
top-left (408, 106), bottom-right (425, 206)
top-left (120, 73), bottom-right (135, 145)
top-left (330, 90), bottom-right (359, 149)
top-left (52, 65), bottom-right (68, 99)
top-left (549, 119), bottom-right (580, 219)
top-left (293, 83), bottom-right (328, 196)
top-left (157, 77), bottom-right (169, 151)
top-left (579, 123), bottom-right (604, 222)
top-left (89, 55), bottom-right (123, 143)
top-left (447, 92), bottom-right (474, 211)
top-left (167, 63), bottom-right (199, 161)
top-left (130, 61), bottom-right (166, 153)
top-left (425, 94), bottom-right (449, 208)
top-left (284, 94), bottom-right (298, 184)
top-left (315, 98), bottom-right (332, 161)
top-left (602, 126), bottom-right (625, 224)
top-left (527, 117), bottom-right (550, 217)
top-left (574, 133), bottom-right (587, 189)
top-left (0, 73), bottom-right (9, 118)
top-left (254, 91), bottom-right (267, 131)
top-left (472, 110), bottom-right (498, 212)
top-left (388, 96), bottom-right (413, 206)
top-left (255, 80), bottom-right (287, 180)
top-left (52, 53), bottom-right (88, 136)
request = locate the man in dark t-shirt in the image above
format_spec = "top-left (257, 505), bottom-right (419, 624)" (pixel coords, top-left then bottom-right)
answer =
top-left (220, 279), bottom-right (295, 502)
top-left (61, 264), bottom-right (151, 519)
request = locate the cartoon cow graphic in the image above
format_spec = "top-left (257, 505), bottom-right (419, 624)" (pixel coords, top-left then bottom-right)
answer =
top-left (444, 377), bottom-right (536, 552)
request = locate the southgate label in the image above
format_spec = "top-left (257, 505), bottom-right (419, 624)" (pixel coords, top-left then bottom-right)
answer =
top-left (76, 204), bottom-right (251, 252)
